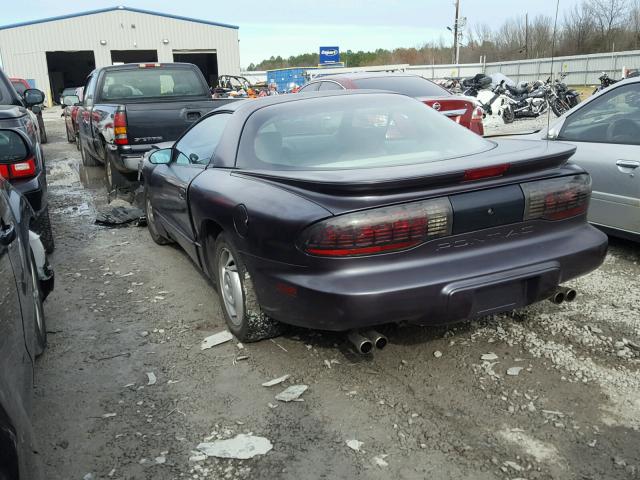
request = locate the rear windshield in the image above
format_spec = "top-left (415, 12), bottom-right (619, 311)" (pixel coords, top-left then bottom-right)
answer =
top-left (351, 76), bottom-right (449, 97)
top-left (100, 67), bottom-right (207, 101)
top-left (237, 94), bottom-right (491, 171)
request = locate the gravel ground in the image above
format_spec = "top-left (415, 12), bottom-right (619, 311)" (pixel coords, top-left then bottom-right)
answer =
top-left (33, 107), bottom-right (639, 479)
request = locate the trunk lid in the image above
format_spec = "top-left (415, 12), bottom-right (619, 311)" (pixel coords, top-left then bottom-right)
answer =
top-left (236, 139), bottom-right (577, 215)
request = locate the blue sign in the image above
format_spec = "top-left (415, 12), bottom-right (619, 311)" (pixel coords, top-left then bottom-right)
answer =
top-left (319, 46), bottom-right (340, 65)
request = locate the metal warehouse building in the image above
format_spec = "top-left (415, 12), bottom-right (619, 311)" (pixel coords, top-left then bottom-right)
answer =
top-left (0, 6), bottom-right (240, 106)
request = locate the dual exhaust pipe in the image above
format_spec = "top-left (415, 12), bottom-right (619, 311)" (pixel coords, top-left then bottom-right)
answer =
top-left (548, 286), bottom-right (577, 305)
top-left (347, 330), bottom-right (388, 355)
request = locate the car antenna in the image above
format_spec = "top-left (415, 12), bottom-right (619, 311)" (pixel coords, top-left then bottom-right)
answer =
top-left (547, 0), bottom-right (561, 139)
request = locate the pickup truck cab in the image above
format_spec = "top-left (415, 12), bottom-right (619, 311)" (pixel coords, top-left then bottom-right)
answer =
top-left (77, 62), bottom-right (230, 190)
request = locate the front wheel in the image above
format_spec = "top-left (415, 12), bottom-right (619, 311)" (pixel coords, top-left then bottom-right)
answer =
top-left (212, 233), bottom-right (284, 342)
top-left (31, 206), bottom-right (54, 254)
top-left (29, 251), bottom-right (47, 356)
top-left (145, 188), bottom-right (172, 245)
top-left (551, 98), bottom-right (569, 117)
top-left (501, 106), bottom-right (515, 124)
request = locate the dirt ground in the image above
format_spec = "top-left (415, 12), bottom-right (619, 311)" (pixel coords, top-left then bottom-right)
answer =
top-left (33, 108), bottom-right (639, 480)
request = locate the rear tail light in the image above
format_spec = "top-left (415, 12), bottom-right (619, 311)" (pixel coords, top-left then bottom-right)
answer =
top-left (114, 108), bottom-right (128, 145)
top-left (139, 63), bottom-right (161, 68)
top-left (521, 174), bottom-right (591, 221)
top-left (299, 198), bottom-right (452, 257)
top-left (0, 157), bottom-right (37, 179)
top-left (471, 106), bottom-right (484, 121)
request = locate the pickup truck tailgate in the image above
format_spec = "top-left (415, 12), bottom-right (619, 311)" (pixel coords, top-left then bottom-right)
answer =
top-left (124, 101), bottom-right (217, 145)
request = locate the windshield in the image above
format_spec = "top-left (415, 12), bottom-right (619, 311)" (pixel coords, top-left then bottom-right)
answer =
top-left (238, 94), bottom-right (491, 171)
top-left (351, 76), bottom-right (449, 97)
top-left (100, 67), bottom-right (207, 101)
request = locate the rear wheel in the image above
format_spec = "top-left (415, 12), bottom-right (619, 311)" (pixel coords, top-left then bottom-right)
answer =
top-left (102, 145), bottom-right (128, 192)
top-left (65, 122), bottom-right (75, 143)
top-left (145, 188), bottom-right (171, 245)
top-left (79, 136), bottom-right (100, 166)
top-left (37, 114), bottom-right (47, 144)
top-left (31, 206), bottom-right (54, 254)
top-left (211, 233), bottom-right (284, 342)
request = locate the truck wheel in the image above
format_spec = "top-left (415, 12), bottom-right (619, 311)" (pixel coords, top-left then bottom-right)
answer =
top-left (31, 206), bottom-right (55, 254)
top-left (29, 250), bottom-right (47, 356)
top-left (66, 124), bottom-right (75, 143)
top-left (145, 188), bottom-right (172, 245)
top-left (79, 137), bottom-right (100, 166)
top-left (211, 233), bottom-right (284, 342)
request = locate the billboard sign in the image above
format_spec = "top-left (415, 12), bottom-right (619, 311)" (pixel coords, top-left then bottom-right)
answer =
top-left (319, 47), bottom-right (340, 65)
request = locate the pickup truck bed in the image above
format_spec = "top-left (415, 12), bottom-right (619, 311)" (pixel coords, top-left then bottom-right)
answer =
top-left (77, 62), bottom-right (242, 189)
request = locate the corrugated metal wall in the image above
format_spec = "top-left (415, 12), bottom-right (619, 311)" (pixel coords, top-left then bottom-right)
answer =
top-left (0, 9), bottom-right (240, 105)
top-left (406, 50), bottom-right (640, 85)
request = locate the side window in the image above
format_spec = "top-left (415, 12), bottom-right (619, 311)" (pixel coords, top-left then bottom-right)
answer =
top-left (559, 83), bottom-right (640, 145)
top-left (83, 75), bottom-right (97, 107)
top-left (174, 113), bottom-right (232, 165)
top-left (299, 82), bottom-right (320, 92)
top-left (318, 81), bottom-right (343, 91)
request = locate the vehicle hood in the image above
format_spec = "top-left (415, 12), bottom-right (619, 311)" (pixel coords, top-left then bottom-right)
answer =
top-left (0, 105), bottom-right (27, 120)
top-left (237, 139), bottom-right (575, 194)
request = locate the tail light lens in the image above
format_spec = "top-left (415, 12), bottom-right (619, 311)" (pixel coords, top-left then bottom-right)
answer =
top-left (114, 108), bottom-right (128, 145)
top-left (521, 174), bottom-right (591, 221)
top-left (299, 198), bottom-right (452, 257)
top-left (0, 157), bottom-right (37, 179)
top-left (471, 106), bottom-right (484, 121)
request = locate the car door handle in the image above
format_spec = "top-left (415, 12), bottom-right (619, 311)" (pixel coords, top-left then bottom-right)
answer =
top-left (178, 187), bottom-right (186, 199)
top-left (0, 223), bottom-right (16, 246)
top-left (616, 159), bottom-right (640, 169)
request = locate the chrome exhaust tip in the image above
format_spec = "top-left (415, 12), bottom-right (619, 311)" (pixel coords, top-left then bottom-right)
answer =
top-left (347, 331), bottom-right (373, 355)
top-left (364, 330), bottom-right (388, 350)
top-left (558, 286), bottom-right (577, 302)
top-left (549, 290), bottom-right (565, 305)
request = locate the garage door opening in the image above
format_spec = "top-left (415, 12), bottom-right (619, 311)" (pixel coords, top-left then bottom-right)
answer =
top-left (46, 51), bottom-right (96, 104)
top-left (111, 50), bottom-right (158, 65)
top-left (172, 51), bottom-right (218, 87)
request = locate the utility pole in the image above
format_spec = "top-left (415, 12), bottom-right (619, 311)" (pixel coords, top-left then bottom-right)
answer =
top-left (525, 12), bottom-right (529, 59)
top-left (453, 0), bottom-right (460, 64)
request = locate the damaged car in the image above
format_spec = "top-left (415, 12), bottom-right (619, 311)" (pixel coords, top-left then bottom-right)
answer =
top-left (140, 90), bottom-right (607, 345)
top-left (0, 128), bottom-right (54, 480)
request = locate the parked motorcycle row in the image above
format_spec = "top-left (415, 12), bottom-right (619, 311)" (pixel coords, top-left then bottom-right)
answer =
top-left (438, 72), bottom-right (581, 124)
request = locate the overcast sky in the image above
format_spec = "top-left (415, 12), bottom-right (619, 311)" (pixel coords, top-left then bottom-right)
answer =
top-left (2, 1), bottom-right (580, 67)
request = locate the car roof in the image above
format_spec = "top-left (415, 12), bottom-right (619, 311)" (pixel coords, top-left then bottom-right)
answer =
top-left (215, 89), bottom-right (405, 115)
top-left (97, 62), bottom-right (197, 71)
top-left (310, 72), bottom-right (424, 82)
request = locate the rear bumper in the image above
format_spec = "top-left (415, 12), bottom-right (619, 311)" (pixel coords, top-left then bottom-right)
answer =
top-left (107, 144), bottom-right (150, 174)
top-left (246, 219), bottom-right (608, 331)
top-left (12, 170), bottom-right (47, 216)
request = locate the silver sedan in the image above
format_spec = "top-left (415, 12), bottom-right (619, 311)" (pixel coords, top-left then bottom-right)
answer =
top-left (536, 77), bottom-right (640, 241)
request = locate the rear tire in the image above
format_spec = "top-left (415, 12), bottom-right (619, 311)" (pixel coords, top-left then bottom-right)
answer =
top-left (66, 123), bottom-right (75, 143)
top-left (37, 114), bottom-right (47, 144)
top-left (145, 188), bottom-right (171, 245)
top-left (211, 233), bottom-right (284, 342)
top-left (103, 146), bottom-right (128, 192)
top-left (79, 136), bottom-right (100, 166)
top-left (31, 206), bottom-right (55, 254)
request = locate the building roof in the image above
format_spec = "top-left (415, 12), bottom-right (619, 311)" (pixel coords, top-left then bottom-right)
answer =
top-left (0, 5), bottom-right (239, 31)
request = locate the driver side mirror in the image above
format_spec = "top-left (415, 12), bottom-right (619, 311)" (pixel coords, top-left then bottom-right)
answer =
top-left (63, 95), bottom-right (80, 106)
top-left (23, 88), bottom-right (45, 107)
top-left (148, 148), bottom-right (172, 164)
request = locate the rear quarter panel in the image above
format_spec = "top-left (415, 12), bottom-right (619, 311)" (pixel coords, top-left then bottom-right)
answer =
top-left (189, 169), bottom-right (333, 267)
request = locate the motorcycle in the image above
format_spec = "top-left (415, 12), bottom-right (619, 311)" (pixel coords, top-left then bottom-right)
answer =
top-left (549, 73), bottom-right (580, 117)
top-left (503, 79), bottom-right (550, 118)
top-left (593, 72), bottom-right (618, 95)
top-left (476, 80), bottom-right (515, 123)
top-left (461, 73), bottom-right (493, 97)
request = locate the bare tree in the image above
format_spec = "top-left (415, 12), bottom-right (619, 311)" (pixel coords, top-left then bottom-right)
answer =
top-left (587, 0), bottom-right (629, 48)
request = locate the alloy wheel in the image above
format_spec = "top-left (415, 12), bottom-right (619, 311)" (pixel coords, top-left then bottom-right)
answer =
top-left (218, 247), bottom-right (244, 326)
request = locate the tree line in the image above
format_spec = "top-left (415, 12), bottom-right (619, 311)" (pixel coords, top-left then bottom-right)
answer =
top-left (247, 0), bottom-right (639, 71)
